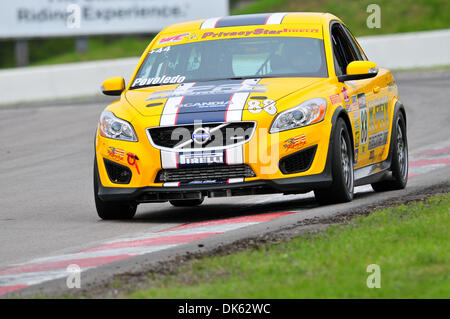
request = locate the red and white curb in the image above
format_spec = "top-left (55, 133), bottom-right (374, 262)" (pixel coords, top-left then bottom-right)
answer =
top-left (0, 212), bottom-right (293, 297)
top-left (409, 146), bottom-right (450, 178)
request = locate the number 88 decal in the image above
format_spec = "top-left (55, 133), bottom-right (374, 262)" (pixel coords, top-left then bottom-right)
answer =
top-left (247, 99), bottom-right (277, 115)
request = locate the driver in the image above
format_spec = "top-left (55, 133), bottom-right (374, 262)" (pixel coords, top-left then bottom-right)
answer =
top-left (270, 41), bottom-right (311, 74)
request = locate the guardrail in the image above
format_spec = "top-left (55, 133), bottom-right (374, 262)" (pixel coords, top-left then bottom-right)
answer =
top-left (1, 29), bottom-right (449, 106)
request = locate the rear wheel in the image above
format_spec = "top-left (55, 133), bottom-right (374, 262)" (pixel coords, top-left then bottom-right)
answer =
top-left (371, 112), bottom-right (408, 192)
top-left (93, 157), bottom-right (137, 220)
top-left (169, 198), bottom-right (204, 207)
top-left (314, 118), bottom-right (354, 205)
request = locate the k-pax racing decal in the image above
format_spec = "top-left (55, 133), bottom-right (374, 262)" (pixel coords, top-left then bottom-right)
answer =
top-left (156, 79), bottom-right (261, 184)
top-left (368, 96), bottom-right (389, 150)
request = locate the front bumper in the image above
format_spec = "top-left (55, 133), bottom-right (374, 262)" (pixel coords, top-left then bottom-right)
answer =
top-left (95, 116), bottom-right (335, 202)
top-left (97, 171), bottom-right (332, 202)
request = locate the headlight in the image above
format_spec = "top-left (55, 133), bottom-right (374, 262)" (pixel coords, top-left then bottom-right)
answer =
top-left (269, 98), bottom-right (327, 133)
top-left (99, 111), bottom-right (138, 141)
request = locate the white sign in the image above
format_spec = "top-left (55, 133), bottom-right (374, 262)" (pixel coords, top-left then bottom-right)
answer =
top-left (0, 0), bottom-right (229, 39)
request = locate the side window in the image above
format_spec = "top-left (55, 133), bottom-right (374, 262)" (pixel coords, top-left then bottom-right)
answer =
top-left (331, 23), bottom-right (359, 75)
top-left (342, 25), bottom-right (367, 61)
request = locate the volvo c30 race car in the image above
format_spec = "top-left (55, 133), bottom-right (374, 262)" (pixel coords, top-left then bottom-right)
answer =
top-left (94, 12), bottom-right (408, 219)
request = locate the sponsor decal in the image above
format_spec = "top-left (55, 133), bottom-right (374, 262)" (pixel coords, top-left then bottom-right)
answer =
top-left (329, 93), bottom-right (341, 105)
top-left (355, 130), bottom-right (360, 148)
top-left (360, 144), bottom-right (367, 155)
top-left (345, 103), bottom-right (351, 112)
top-left (132, 75), bottom-right (186, 87)
top-left (341, 87), bottom-right (350, 103)
top-left (127, 153), bottom-right (140, 175)
top-left (158, 33), bottom-right (190, 44)
top-left (147, 81), bottom-right (267, 101)
top-left (201, 27), bottom-right (319, 40)
top-left (353, 109), bottom-right (359, 119)
top-left (148, 46), bottom-right (171, 55)
top-left (355, 148), bottom-right (359, 163)
top-left (283, 134), bottom-right (306, 150)
top-left (387, 80), bottom-right (396, 91)
top-left (182, 180), bottom-right (222, 185)
top-left (369, 130), bottom-right (389, 150)
top-left (354, 119), bottom-right (360, 131)
top-left (178, 100), bottom-right (233, 109)
top-left (351, 95), bottom-right (359, 111)
top-left (358, 93), bottom-right (368, 146)
top-left (368, 96), bottom-right (389, 133)
top-left (369, 150), bottom-right (375, 160)
top-left (178, 151), bottom-right (224, 165)
top-left (107, 147), bottom-right (125, 161)
top-left (247, 99), bottom-right (277, 115)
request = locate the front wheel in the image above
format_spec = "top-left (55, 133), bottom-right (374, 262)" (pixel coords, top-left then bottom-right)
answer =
top-left (314, 117), bottom-right (354, 205)
top-left (93, 157), bottom-right (137, 220)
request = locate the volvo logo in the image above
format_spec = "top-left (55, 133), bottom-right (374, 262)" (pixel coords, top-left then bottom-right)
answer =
top-left (192, 127), bottom-right (211, 145)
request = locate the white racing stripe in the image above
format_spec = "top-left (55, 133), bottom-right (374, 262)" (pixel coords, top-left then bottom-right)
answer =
top-left (224, 78), bottom-right (260, 166)
top-left (201, 17), bottom-right (221, 29)
top-left (265, 13), bottom-right (287, 25)
top-left (226, 146), bottom-right (244, 165)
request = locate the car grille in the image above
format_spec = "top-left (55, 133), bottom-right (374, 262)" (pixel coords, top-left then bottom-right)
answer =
top-left (279, 145), bottom-right (317, 174)
top-left (155, 164), bottom-right (256, 183)
top-left (148, 121), bottom-right (256, 151)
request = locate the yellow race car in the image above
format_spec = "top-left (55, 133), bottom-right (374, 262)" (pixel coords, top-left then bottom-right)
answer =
top-left (94, 12), bottom-right (408, 219)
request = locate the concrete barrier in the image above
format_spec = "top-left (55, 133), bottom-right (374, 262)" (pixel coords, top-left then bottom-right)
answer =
top-left (0, 57), bottom-right (139, 105)
top-left (358, 29), bottom-right (450, 69)
top-left (0, 29), bottom-right (449, 105)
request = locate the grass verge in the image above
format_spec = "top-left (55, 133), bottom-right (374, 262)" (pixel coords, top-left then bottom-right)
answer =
top-left (234, 0), bottom-right (450, 36)
top-left (126, 193), bottom-right (450, 299)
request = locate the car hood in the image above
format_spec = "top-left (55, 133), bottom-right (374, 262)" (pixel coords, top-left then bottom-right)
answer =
top-left (125, 77), bottom-right (323, 122)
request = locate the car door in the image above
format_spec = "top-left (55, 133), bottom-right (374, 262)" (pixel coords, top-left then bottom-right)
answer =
top-left (341, 24), bottom-right (392, 167)
top-left (330, 22), bottom-right (388, 168)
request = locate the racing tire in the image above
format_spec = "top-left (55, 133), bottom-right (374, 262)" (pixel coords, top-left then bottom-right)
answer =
top-left (371, 112), bottom-right (408, 192)
top-left (93, 157), bottom-right (137, 220)
top-left (169, 198), bottom-right (204, 207)
top-left (314, 117), bottom-right (354, 205)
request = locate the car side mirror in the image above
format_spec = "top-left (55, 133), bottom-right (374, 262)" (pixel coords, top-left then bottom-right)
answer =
top-left (338, 61), bottom-right (378, 82)
top-left (101, 77), bottom-right (125, 96)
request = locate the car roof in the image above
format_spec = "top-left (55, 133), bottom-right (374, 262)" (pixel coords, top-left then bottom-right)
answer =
top-left (160, 12), bottom-right (341, 34)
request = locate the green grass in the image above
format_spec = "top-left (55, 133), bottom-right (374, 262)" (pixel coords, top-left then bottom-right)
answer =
top-left (29, 36), bottom-right (153, 67)
top-left (234, 0), bottom-right (450, 36)
top-left (1, 0), bottom-right (449, 68)
top-left (0, 36), bottom-right (153, 69)
top-left (126, 194), bottom-right (450, 299)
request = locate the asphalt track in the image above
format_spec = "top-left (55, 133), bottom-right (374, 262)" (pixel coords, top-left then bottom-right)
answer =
top-left (1, 69), bottom-right (449, 297)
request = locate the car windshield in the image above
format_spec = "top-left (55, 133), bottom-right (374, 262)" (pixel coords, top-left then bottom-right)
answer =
top-left (130, 37), bottom-right (327, 89)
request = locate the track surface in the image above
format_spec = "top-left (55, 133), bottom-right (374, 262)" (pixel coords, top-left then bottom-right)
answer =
top-left (1, 69), bottom-right (449, 297)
